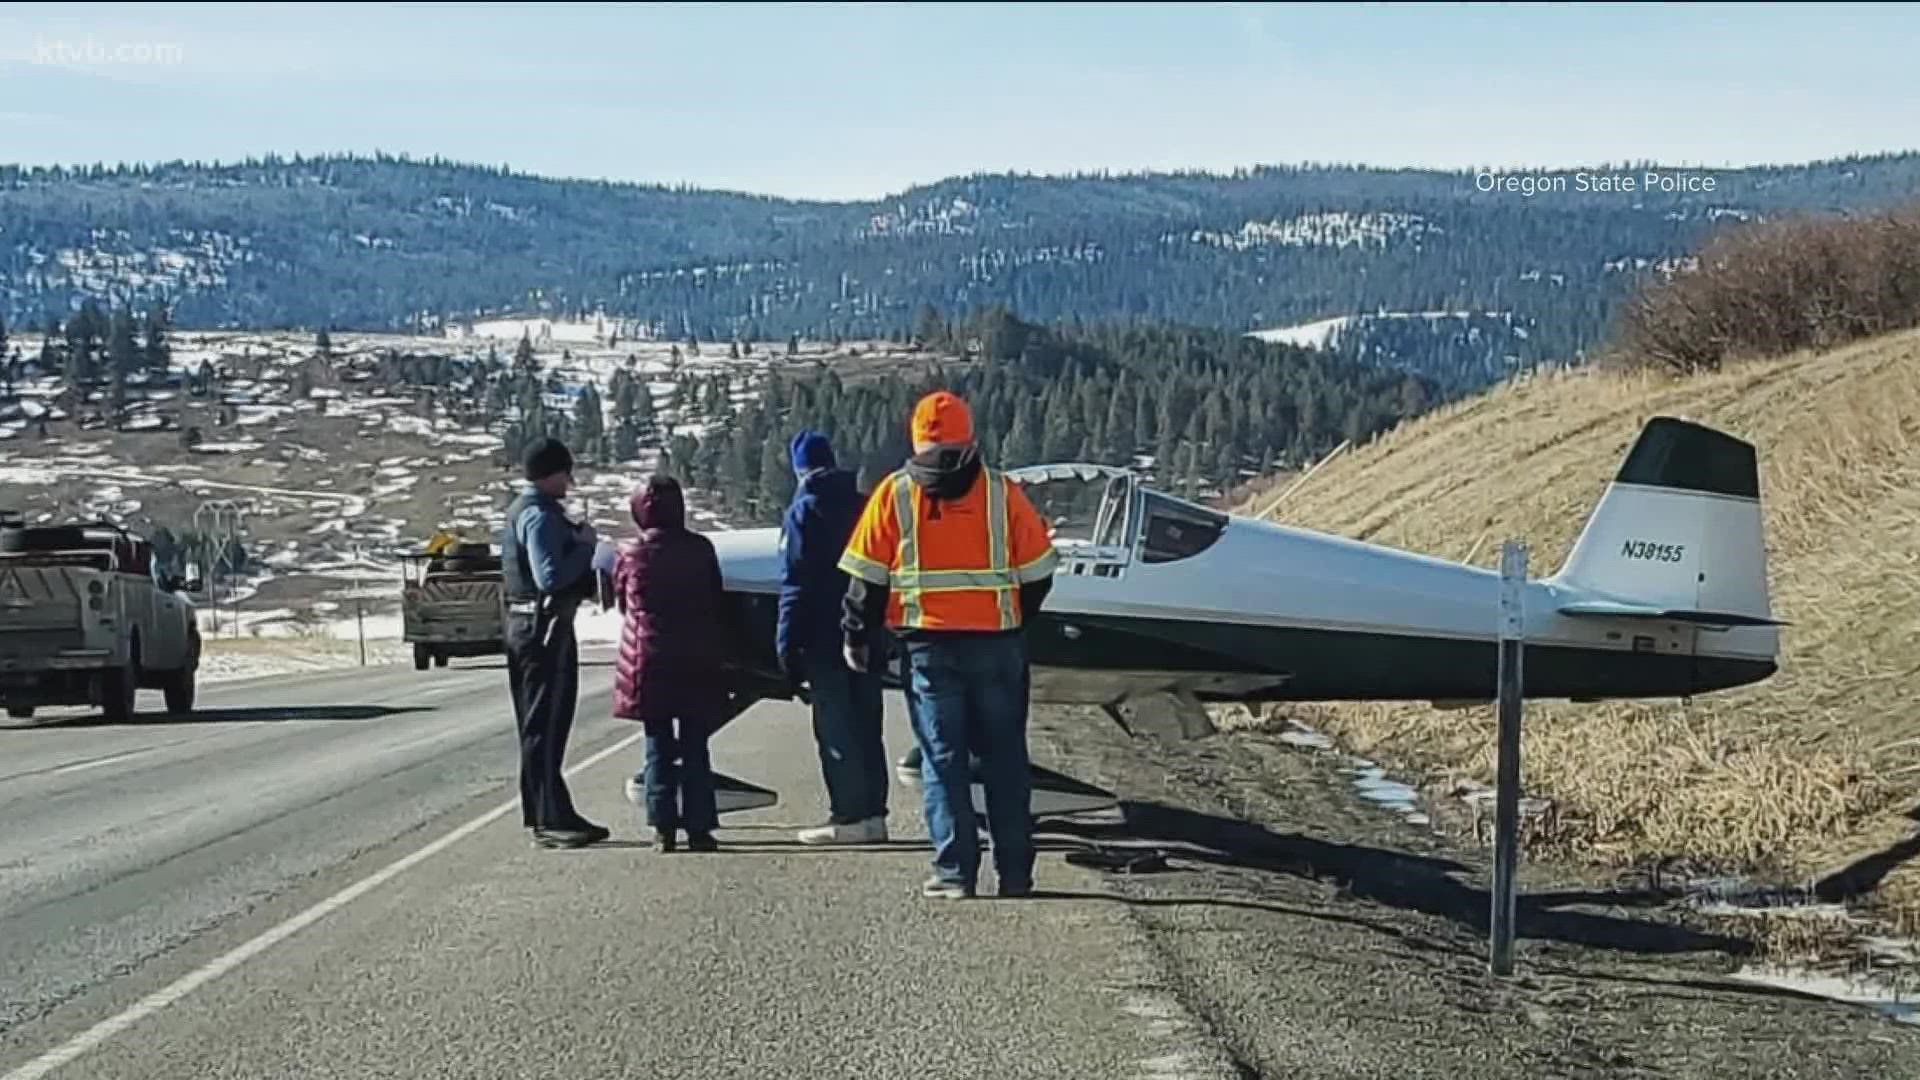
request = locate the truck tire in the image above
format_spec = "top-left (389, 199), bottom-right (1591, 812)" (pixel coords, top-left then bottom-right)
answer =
top-left (7, 706), bottom-right (33, 720)
top-left (414, 644), bottom-right (431, 671)
top-left (102, 663), bottom-right (138, 724)
top-left (163, 665), bottom-right (197, 714)
top-left (433, 653), bottom-right (448, 669)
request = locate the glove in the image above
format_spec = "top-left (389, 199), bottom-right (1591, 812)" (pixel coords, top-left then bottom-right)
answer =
top-left (843, 641), bottom-right (868, 673)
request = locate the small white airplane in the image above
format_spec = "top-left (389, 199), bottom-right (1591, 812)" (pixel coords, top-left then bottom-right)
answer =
top-left (691, 415), bottom-right (1781, 815)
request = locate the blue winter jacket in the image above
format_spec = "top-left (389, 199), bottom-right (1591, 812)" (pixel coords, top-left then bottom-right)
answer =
top-left (776, 432), bottom-right (870, 666)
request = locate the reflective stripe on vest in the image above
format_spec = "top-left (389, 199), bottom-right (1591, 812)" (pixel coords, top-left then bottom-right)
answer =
top-left (892, 467), bottom-right (1018, 630)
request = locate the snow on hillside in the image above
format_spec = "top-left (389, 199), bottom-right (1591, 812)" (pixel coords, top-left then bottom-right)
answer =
top-left (1186, 211), bottom-right (1431, 252)
top-left (1248, 310), bottom-right (1525, 351)
top-left (18, 229), bottom-right (253, 298)
top-left (0, 322), bottom-right (909, 645)
top-left (1246, 315), bottom-right (1354, 350)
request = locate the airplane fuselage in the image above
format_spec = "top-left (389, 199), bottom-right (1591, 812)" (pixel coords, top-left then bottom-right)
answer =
top-left (707, 488), bottom-right (1777, 711)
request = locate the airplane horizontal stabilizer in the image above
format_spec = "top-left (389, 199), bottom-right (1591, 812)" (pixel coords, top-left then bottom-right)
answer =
top-left (1556, 599), bottom-right (1787, 628)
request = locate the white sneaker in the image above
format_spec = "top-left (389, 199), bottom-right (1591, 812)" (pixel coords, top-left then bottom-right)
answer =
top-left (797, 821), bottom-right (870, 845)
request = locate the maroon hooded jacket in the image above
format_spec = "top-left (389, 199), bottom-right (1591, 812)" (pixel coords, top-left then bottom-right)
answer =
top-left (611, 476), bottom-right (728, 722)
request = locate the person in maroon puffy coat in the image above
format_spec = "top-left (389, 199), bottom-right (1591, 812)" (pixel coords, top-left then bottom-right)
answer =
top-left (612, 475), bottom-right (725, 852)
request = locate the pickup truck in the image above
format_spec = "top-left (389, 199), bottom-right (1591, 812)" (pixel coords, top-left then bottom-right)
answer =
top-left (401, 542), bottom-right (505, 671)
top-left (0, 521), bottom-right (201, 721)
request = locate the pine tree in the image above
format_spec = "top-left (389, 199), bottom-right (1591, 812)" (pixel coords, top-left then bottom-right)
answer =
top-left (1041, 385), bottom-right (1076, 462)
top-left (0, 314), bottom-right (8, 388)
top-left (728, 340), bottom-right (741, 361)
top-left (757, 431), bottom-right (791, 521)
top-left (39, 318), bottom-right (61, 372)
top-left (107, 363), bottom-right (127, 431)
top-left (1214, 440), bottom-right (1238, 494)
top-left (786, 332), bottom-right (799, 357)
top-left (914, 303), bottom-right (945, 348)
top-left (315, 327), bottom-right (333, 360)
top-left (1102, 378), bottom-right (1131, 463)
top-left (142, 301), bottom-right (171, 373)
top-left (514, 330), bottom-right (537, 374)
top-left (108, 306), bottom-right (139, 376)
top-left (613, 418), bottom-right (639, 462)
top-left (1001, 397), bottom-right (1041, 468)
top-left (65, 302), bottom-right (102, 385)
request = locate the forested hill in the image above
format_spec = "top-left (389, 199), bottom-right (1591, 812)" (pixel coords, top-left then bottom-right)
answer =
top-left (673, 308), bottom-right (1435, 525)
top-left (7, 151), bottom-right (1920, 390)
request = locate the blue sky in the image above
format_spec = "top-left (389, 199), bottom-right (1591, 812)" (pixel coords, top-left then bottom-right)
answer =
top-left (3, 2), bottom-right (1918, 200)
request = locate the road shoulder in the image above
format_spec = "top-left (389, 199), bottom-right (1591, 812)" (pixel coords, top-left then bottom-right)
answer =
top-left (1031, 705), bottom-right (1920, 1078)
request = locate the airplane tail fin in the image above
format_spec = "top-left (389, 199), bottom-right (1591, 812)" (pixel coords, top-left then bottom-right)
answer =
top-left (1546, 417), bottom-right (1782, 629)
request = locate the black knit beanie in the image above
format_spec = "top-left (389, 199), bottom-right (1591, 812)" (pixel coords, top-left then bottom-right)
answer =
top-left (523, 437), bottom-right (574, 481)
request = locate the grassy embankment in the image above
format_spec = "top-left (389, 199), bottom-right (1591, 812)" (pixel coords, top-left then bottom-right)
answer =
top-left (1237, 202), bottom-right (1920, 936)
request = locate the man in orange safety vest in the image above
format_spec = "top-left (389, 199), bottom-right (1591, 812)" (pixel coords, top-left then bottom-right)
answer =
top-left (838, 390), bottom-right (1059, 899)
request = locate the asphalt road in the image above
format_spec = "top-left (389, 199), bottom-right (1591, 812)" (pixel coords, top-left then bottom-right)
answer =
top-left (0, 652), bottom-right (1238, 1080)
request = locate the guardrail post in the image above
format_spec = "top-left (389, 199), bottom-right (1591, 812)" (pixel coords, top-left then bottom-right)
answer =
top-left (1490, 540), bottom-right (1527, 976)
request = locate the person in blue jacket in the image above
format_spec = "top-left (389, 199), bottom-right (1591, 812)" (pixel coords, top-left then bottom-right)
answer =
top-left (778, 430), bottom-right (890, 844)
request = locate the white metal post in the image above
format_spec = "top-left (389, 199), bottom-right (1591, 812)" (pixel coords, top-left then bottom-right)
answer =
top-left (1490, 540), bottom-right (1528, 976)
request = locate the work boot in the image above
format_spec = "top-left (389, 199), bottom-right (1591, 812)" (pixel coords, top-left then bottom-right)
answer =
top-left (686, 832), bottom-right (718, 853)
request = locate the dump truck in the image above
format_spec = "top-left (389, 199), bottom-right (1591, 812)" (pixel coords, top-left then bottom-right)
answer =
top-left (0, 519), bottom-right (200, 721)
top-left (401, 536), bottom-right (505, 671)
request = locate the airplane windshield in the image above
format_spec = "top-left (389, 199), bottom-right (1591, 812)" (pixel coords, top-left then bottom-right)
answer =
top-left (1139, 493), bottom-right (1228, 563)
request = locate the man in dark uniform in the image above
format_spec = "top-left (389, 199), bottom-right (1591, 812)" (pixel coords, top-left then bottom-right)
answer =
top-left (501, 437), bottom-right (610, 849)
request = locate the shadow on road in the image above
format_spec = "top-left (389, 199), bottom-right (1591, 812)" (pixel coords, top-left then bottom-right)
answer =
top-left (1048, 799), bottom-right (1753, 958)
top-left (33, 704), bottom-right (435, 728)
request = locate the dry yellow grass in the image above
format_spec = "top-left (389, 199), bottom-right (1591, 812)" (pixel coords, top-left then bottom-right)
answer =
top-left (1253, 328), bottom-right (1920, 911)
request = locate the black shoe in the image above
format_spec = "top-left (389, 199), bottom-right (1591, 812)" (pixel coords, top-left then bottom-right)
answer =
top-left (654, 829), bottom-right (678, 853)
top-left (533, 825), bottom-right (606, 849)
top-left (685, 832), bottom-right (718, 853)
top-left (997, 882), bottom-right (1033, 899)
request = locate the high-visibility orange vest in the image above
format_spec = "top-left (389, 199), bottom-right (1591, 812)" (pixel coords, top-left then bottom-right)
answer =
top-left (838, 466), bottom-right (1058, 631)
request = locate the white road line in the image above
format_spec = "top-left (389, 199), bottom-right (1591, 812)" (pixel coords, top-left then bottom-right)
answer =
top-left (48, 749), bottom-right (155, 777)
top-left (2, 727), bottom-right (648, 1080)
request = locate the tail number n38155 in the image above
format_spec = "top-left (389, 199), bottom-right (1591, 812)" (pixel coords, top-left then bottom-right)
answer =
top-left (1621, 540), bottom-right (1685, 563)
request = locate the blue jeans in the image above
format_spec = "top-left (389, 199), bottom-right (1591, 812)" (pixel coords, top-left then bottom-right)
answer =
top-left (806, 647), bottom-right (888, 824)
top-left (643, 715), bottom-right (717, 837)
top-left (903, 633), bottom-right (1033, 891)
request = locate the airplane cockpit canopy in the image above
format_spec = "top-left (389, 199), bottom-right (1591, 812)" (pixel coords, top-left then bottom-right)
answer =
top-left (1005, 463), bottom-right (1228, 569)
